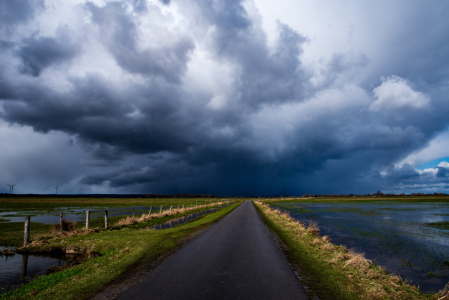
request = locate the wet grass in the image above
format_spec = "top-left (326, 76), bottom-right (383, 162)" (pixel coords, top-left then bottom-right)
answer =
top-left (0, 202), bottom-right (241, 300)
top-left (0, 197), bottom-right (220, 211)
top-left (0, 197), bottom-right (234, 247)
top-left (253, 201), bottom-right (440, 300)
top-left (267, 198), bottom-right (449, 293)
top-left (427, 222), bottom-right (449, 230)
top-left (0, 222), bottom-right (52, 247)
top-left (0, 205), bottom-right (232, 248)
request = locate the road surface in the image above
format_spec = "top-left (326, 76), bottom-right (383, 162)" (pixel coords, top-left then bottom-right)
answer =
top-left (116, 201), bottom-right (309, 300)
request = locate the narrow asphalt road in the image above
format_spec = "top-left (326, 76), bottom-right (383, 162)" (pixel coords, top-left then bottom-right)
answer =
top-left (116, 201), bottom-right (309, 300)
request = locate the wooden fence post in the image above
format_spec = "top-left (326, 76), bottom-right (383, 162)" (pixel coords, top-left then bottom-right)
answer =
top-left (169, 205), bottom-right (172, 211)
top-left (21, 254), bottom-right (28, 280)
top-left (86, 211), bottom-right (90, 229)
top-left (105, 210), bottom-right (108, 229)
top-left (59, 211), bottom-right (63, 232)
top-left (149, 206), bottom-right (153, 215)
top-left (132, 208), bottom-right (135, 218)
top-left (160, 205), bottom-right (162, 214)
top-left (177, 204), bottom-right (179, 209)
top-left (24, 216), bottom-right (30, 246)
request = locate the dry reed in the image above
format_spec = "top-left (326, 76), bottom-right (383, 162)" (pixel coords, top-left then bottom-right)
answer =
top-left (23, 201), bottom-right (231, 248)
top-left (115, 201), bottom-right (229, 227)
top-left (51, 220), bottom-right (77, 232)
top-left (254, 201), bottom-right (434, 300)
top-left (439, 282), bottom-right (449, 300)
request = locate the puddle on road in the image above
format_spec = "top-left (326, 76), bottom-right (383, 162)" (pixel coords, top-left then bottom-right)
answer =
top-left (0, 247), bottom-right (71, 295)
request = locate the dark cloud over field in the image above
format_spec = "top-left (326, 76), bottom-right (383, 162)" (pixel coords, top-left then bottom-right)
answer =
top-left (1, 0), bottom-right (449, 195)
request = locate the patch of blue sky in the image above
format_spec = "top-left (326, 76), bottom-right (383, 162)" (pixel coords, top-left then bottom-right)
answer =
top-left (416, 157), bottom-right (449, 170)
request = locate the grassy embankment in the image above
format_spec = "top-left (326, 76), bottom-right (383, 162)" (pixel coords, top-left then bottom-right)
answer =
top-left (253, 201), bottom-right (447, 300)
top-left (0, 201), bottom-right (241, 300)
top-left (0, 197), bottom-right (226, 247)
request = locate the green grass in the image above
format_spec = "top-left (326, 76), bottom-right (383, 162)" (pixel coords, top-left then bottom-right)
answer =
top-left (0, 205), bottom-right (232, 247)
top-left (0, 222), bottom-right (53, 247)
top-left (0, 202), bottom-right (241, 300)
top-left (0, 197), bottom-right (224, 211)
top-left (253, 201), bottom-right (436, 300)
top-left (0, 197), bottom-right (236, 247)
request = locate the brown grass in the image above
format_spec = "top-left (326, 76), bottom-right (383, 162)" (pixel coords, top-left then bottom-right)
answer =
top-left (439, 282), bottom-right (449, 300)
top-left (115, 201), bottom-right (229, 227)
top-left (307, 219), bottom-right (320, 236)
top-left (254, 201), bottom-right (440, 300)
top-left (22, 201), bottom-right (231, 249)
top-left (51, 220), bottom-right (77, 232)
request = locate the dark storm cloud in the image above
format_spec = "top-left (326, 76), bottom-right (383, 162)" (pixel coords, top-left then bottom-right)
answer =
top-left (436, 167), bottom-right (449, 178)
top-left (196, 0), bottom-right (309, 108)
top-left (384, 163), bottom-right (420, 180)
top-left (0, 0), bottom-right (44, 29)
top-left (1, 0), bottom-right (449, 195)
top-left (17, 35), bottom-right (81, 76)
top-left (2, 73), bottom-right (196, 158)
top-left (85, 1), bottom-right (195, 83)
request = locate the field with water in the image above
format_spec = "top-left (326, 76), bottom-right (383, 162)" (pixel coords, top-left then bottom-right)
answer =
top-left (0, 196), bottom-right (234, 295)
top-left (269, 197), bottom-right (449, 293)
top-left (0, 197), bottom-right (220, 247)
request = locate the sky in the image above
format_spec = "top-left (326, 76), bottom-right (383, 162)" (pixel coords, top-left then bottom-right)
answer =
top-left (1, 0), bottom-right (449, 196)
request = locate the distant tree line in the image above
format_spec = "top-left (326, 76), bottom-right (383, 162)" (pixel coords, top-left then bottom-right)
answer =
top-left (299, 191), bottom-right (449, 198)
top-left (0, 193), bottom-right (216, 198)
top-left (1, 192), bottom-right (448, 198)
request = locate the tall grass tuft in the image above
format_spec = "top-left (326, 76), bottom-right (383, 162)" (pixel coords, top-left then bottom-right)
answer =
top-left (51, 220), bottom-right (77, 232)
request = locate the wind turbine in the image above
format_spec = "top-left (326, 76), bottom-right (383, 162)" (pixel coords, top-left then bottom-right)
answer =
top-left (6, 184), bottom-right (11, 194)
top-left (54, 184), bottom-right (59, 194)
top-left (11, 184), bottom-right (17, 194)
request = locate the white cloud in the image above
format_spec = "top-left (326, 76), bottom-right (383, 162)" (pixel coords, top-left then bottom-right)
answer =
top-left (400, 130), bottom-right (449, 167)
top-left (437, 161), bottom-right (449, 168)
top-left (416, 168), bottom-right (438, 176)
top-left (369, 76), bottom-right (430, 111)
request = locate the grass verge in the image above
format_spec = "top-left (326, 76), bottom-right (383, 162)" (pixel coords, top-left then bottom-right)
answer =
top-left (0, 200), bottom-right (235, 248)
top-left (0, 202), bottom-right (241, 300)
top-left (253, 201), bottom-right (446, 300)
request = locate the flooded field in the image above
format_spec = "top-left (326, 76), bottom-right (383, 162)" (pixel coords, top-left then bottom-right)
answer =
top-left (0, 247), bottom-right (70, 294)
top-left (271, 200), bottom-right (449, 293)
top-left (0, 197), bottom-right (228, 248)
top-left (0, 204), bottom-right (195, 224)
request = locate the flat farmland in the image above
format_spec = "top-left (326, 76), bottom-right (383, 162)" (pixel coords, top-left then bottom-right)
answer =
top-left (267, 197), bottom-right (449, 293)
top-left (0, 197), bottom-right (226, 247)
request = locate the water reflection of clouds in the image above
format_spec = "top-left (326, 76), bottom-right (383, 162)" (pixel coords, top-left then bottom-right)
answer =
top-left (274, 201), bottom-right (449, 293)
top-left (0, 253), bottom-right (68, 294)
top-left (421, 215), bottom-right (443, 223)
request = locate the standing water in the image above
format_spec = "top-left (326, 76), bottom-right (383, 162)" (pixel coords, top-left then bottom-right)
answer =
top-left (272, 201), bottom-right (449, 293)
top-left (0, 247), bottom-right (70, 295)
top-left (150, 207), bottom-right (224, 230)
